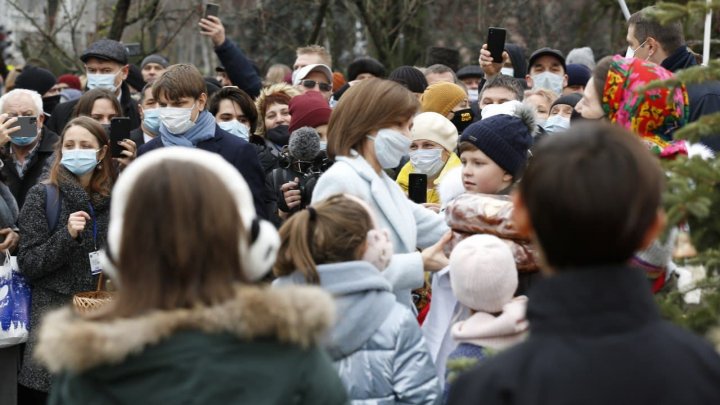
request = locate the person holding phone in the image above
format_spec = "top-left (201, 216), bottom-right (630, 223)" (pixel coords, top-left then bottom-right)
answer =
top-left (198, 14), bottom-right (262, 98)
top-left (0, 89), bottom-right (61, 209)
top-left (396, 112), bottom-right (461, 208)
top-left (16, 116), bottom-right (116, 404)
top-left (72, 89), bottom-right (136, 168)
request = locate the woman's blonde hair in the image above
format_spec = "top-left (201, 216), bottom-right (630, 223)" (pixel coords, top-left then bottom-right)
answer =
top-left (254, 83), bottom-right (300, 136)
top-left (274, 194), bottom-right (373, 284)
top-left (327, 78), bottom-right (418, 160)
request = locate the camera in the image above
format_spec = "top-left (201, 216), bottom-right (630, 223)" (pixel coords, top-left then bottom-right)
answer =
top-left (272, 149), bottom-right (331, 214)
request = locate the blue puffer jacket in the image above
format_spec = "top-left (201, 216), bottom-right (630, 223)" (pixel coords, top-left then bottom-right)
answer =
top-left (275, 261), bottom-right (441, 404)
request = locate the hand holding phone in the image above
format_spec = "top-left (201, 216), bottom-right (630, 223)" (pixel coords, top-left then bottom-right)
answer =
top-left (486, 27), bottom-right (507, 64)
top-left (109, 117), bottom-right (131, 158)
top-left (198, 4), bottom-right (225, 46)
top-left (408, 173), bottom-right (428, 204)
top-left (205, 3), bottom-right (219, 19)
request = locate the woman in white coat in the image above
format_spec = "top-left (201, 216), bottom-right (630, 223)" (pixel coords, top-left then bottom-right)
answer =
top-left (312, 78), bottom-right (449, 309)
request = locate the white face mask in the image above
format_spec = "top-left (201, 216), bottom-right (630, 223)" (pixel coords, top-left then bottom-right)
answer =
top-left (531, 71), bottom-right (564, 95)
top-left (543, 114), bottom-right (571, 133)
top-left (501, 67), bottom-right (515, 77)
top-left (218, 119), bottom-right (250, 141)
top-left (625, 39), bottom-right (648, 59)
top-left (409, 148), bottom-right (445, 177)
top-left (159, 103), bottom-right (197, 135)
top-left (467, 89), bottom-right (479, 103)
top-left (367, 128), bottom-right (411, 169)
top-left (86, 71), bottom-right (121, 92)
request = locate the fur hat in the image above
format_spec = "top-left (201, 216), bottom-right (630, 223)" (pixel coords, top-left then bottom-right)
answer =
top-left (566, 47), bottom-right (596, 70)
top-left (426, 46), bottom-right (460, 72)
top-left (347, 57), bottom-right (386, 81)
top-left (449, 234), bottom-right (518, 312)
top-left (288, 91), bottom-right (332, 133)
top-left (411, 112), bottom-right (458, 152)
top-left (420, 82), bottom-right (466, 117)
top-left (460, 103), bottom-right (535, 177)
top-left (103, 148), bottom-right (280, 282)
top-left (388, 66), bottom-right (428, 94)
top-left (14, 65), bottom-right (56, 96)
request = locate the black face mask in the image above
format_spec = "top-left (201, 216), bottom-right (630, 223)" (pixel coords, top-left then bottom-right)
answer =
top-left (266, 124), bottom-right (290, 147)
top-left (43, 95), bottom-right (62, 116)
top-left (451, 108), bottom-right (474, 135)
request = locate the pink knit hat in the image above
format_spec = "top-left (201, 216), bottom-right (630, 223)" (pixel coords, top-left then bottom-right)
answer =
top-left (449, 234), bottom-right (517, 313)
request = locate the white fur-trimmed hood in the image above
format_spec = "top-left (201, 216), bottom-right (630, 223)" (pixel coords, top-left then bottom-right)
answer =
top-left (35, 284), bottom-right (334, 373)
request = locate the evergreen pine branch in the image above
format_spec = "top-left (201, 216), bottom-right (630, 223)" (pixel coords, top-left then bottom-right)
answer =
top-left (673, 113), bottom-right (720, 143)
top-left (646, 1), bottom-right (720, 25)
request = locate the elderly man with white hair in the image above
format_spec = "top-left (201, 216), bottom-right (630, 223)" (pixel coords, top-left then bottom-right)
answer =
top-left (0, 89), bottom-right (60, 208)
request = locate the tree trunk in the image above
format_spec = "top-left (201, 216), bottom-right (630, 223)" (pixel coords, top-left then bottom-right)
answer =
top-left (108, 0), bottom-right (132, 41)
top-left (308, 0), bottom-right (333, 45)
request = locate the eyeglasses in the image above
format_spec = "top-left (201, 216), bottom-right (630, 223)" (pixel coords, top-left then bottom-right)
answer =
top-left (301, 80), bottom-right (332, 92)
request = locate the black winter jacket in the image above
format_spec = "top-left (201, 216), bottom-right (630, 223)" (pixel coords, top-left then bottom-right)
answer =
top-left (447, 265), bottom-right (720, 405)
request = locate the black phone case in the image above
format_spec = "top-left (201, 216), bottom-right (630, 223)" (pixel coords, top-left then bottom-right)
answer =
top-left (487, 27), bottom-right (507, 64)
top-left (109, 118), bottom-right (131, 158)
top-left (205, 3), bottom-right (219, 18)
top-left (408, 173), bottom-right (428, 204)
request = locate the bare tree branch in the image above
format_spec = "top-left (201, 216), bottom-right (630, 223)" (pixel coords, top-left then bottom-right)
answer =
top-left (108, 0), bottom-right (133, 41)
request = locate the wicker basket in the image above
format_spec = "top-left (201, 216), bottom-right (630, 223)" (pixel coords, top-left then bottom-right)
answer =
top-left (72, 273), bottom-right (114, 314)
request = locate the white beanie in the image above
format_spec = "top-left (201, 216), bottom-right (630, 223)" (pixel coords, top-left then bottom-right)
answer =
top-left (410, 112), bottom-right (458, 152)
top-left (449, 234), bottom-right (518, 313)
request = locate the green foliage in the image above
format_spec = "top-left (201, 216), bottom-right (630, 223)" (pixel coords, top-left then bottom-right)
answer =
top-left (646, 1), bottom-right (720, 25)
top-left (655, 277), bottom-right (720, 335)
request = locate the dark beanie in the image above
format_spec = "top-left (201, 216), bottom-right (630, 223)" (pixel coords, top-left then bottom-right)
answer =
top-left (125, 64), bottom-right (146, 92)
top-left (14, 65), bottom-right (56, 96)
top-left (289, 91), bottom-right (332, 133)
top-left (566, 63), bottom-right (591, 87)
top-left (347, 57), bottom-right (386, 81)
top-left (389, 66), bottom-right (428, 94)
top-left (551, 93), bottom-right (582, 110)
top-left (459, 114), bottom-right (533, 177)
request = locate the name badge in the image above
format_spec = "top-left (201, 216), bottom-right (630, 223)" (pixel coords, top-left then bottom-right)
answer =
top-left (89, 251), bottom-right (102, 275)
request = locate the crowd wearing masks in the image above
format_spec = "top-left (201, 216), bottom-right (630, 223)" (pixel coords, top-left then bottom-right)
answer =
top-left (1, 4), bottom-right (720, 405)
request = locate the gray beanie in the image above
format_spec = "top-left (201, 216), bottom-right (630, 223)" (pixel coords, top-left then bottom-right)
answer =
top-left (141, 54), bottom-right (169, 69)
top-left (566, 47), bottom-right (596, 71)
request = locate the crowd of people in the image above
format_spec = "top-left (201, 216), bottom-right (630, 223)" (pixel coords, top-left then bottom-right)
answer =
top-left (1, 5), bottom-right (720, 404)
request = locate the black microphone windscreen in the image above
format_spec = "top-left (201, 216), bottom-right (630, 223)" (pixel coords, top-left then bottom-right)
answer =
top-left (289, 126), bottom-right (321, 161)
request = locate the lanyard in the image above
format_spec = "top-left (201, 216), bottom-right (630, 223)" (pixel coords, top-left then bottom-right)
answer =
top-left (87, 202), bottom-right (98, 250)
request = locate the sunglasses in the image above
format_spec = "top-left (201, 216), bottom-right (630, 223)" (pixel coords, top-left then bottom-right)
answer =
top-left (301, 80), bottom-right (332, 92)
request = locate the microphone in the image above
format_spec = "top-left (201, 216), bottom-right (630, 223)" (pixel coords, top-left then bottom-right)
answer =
top-left (288, 126), bottom-right (321, 162)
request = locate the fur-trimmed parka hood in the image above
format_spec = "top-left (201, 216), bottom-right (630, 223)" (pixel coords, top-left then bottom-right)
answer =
top-left (35, 284), bottom-right (335, 374)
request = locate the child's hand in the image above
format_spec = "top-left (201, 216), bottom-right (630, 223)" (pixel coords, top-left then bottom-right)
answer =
top-left (421, 231), bottom-right (452, 272)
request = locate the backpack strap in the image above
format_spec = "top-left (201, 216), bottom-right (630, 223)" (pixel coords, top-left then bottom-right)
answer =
top-left (44, 183), bottom-right (61, 232)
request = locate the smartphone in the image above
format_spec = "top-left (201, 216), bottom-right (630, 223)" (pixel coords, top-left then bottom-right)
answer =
top-left (8, 116), bottom-right (37, 138)
top-left (487, 27), bottom-right (507, 64)
top-left (205, 3), bottom-right (219, 19)
top-left (124, 43), bottom-right (141, 57)
top-left (109, 117), bottom-right (131, 158)
top-left (408, 173), bottom-right (427, 204)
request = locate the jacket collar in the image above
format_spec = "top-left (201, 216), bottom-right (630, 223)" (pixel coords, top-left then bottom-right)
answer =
top-left (661, 46), bottom-right (698, 72)
top-left (527, 265), bottom-right (660, 336)
top-left (336, 151), bottom-right (415, 252)
top-left (35, 284), bottom-right (334, 373)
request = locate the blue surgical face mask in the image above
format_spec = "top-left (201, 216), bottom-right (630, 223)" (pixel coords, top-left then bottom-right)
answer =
top-left (501, 67), bottom-right (515, 77)
top-left (409, 148), bottom-right (445, 177)
top-left (143, 108), bottom-right (161, 135)
top-left (319, 141), bottom-right (327, 151)
top-left (10, 136), bottom-right (37, 146)
top-left (543, 114), bottom-right (571, 133)
top-left (217, 119), bottom-right (249, 141)
top-left (61, 149), bottom-right (99, 175)
top-left (86, 71), bottom-right (121, 92)
top-left (367, 128), bottom-right (411, 169)
top-left (531, 71), bottom-right (564, 96)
